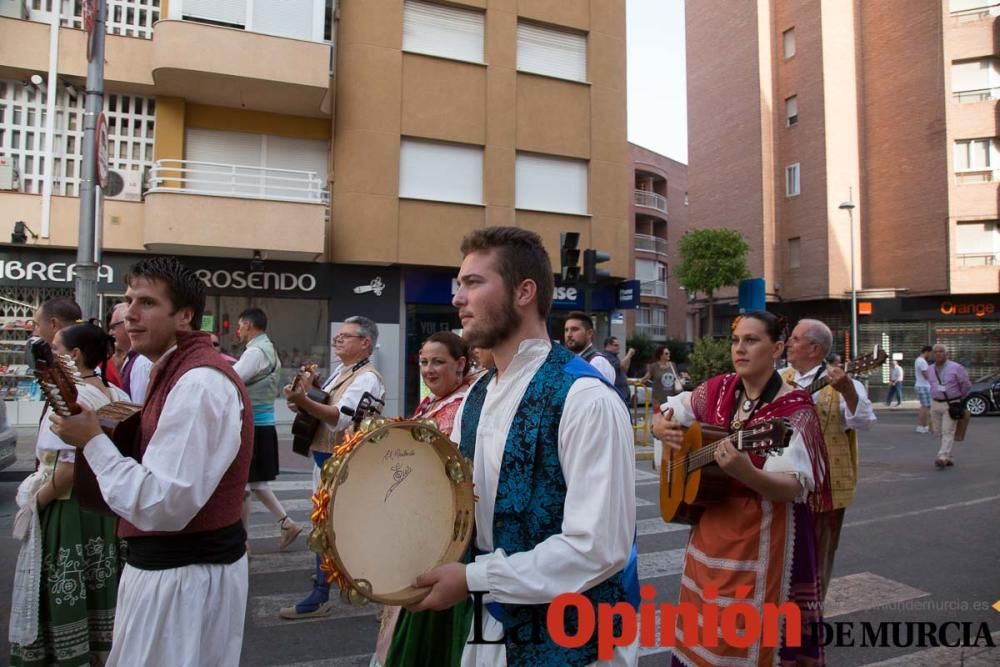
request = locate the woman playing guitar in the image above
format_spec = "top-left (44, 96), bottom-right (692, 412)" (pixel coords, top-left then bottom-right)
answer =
top-left (652, 311), bottom-right (832, 667)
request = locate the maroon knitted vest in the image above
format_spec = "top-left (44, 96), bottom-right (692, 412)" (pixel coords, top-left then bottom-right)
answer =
top-left (118, 330), bottom-right (253, 538)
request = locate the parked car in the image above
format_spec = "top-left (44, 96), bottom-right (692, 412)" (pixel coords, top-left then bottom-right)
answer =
top-left (0, 402), bottom-right (18, 471)
top-left (964, 373), bottom-right (1000, 417)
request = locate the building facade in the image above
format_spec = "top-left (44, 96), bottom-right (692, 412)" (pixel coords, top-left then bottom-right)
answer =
top-left (686, 0), bottom-right (999, 389)
top-left (0, 0), bottom-right (630, 419)
top-left (628, 142), bottom-right (688, 342)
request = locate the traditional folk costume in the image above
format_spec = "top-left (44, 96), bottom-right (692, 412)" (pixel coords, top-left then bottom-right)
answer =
top-left (373, 373), bottom-right (477, 667)
top-left (285, 357), bottom-right (385, 617)
top-left (77, 331), bottom-right (254, 666)
top-left (455, 340), bottom-right (637, 666)
top-left (665, 373), bottom-right (832, 667)
top-left (10, 383), bottom-right (129, 667)
top-left (781, 365), bottom-right (874, 599)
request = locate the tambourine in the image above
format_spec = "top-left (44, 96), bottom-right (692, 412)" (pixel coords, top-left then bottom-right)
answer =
top-left (308, 418), bottom-right (474, 606)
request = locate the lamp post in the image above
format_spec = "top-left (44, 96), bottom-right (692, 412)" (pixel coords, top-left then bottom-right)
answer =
top-left (838, 197), bottom-right (857, 359)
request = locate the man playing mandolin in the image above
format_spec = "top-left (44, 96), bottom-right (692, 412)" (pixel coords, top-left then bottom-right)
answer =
top-left (784, 318), bottom-right (875, 600)
top-left (279, 315), bottom-right (385, 619)
top-left (652, 311), bottom-right (832, 666)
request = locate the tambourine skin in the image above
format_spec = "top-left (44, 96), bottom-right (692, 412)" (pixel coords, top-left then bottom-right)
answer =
top-left (309, 419), bottom-right (474, 606)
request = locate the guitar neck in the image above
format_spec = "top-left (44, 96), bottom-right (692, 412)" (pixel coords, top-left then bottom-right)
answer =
top-left (805, 374), bottom-right (832, 395)
top-left (685, 435), bottom-right (734, 472)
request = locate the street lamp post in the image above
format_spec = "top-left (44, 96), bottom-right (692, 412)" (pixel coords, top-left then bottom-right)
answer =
top-left (838, 197), bottom-right (857, 359)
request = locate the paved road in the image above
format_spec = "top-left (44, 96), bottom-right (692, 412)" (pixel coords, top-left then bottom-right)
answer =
top-left (1, 410), bottom-right (997, 666)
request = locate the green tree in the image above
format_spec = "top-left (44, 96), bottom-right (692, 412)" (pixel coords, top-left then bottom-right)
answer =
top-left (686, 336), bottom-right (732, 386)
top-left (675, 228), bottom-right (750, 337)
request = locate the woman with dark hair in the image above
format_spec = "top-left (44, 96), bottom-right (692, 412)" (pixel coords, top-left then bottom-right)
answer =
top-left (10, 322), bottom-right (129, 666)
top-left (652, 311), bottom-right (831, 666)
top-left (373, 331), bottom-right (476, 666)
top-left (641, 345), bottom-right (681, 471)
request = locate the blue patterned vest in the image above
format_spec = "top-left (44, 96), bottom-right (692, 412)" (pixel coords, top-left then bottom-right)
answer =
top-left (460, 344), bottom-right (632, 666)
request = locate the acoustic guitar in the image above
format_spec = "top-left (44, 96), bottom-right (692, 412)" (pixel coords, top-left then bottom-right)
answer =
top-left (28, 337), bottom-right (142, 515)
top-left (659, 418), bottom-right (792, 525)
top-left (290, 364), bottom-right (329, 457)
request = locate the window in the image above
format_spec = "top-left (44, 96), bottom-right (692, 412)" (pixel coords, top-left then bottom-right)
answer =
top-left (402, 0), bottom-right (485, 64)
top-left (951, 59), bottom-right (1000, 101)
top-left (956, 220), bottom-right (1000, 264)
top-left (170, 0), bottom-right (326, 41)
top-left (399, 138), bottom-right (483, 205)
top-left (517, 22), bottom-right (587, 82)
top-left (788, 237), bottom-right (801, 269)
top-left (785, 163), bottom-right (800, 197)
top-left (0, 79), bottom-right (154, 196)
top-left (184, 128), bottom-right (328, 200)
top-left (785, 95), bottom-right (798, 127)
top-left (953, 138), bottom-right (997, 170)
top-left (783, 28), bottom-right (795, 59)
top-left (515, 152), bottom-right (588, 215)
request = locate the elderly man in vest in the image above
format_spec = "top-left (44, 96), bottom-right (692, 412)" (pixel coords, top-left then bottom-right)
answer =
top-left (279, 315), bottom-right (385, 619)
top-left (51, 257), bottom-right (253, 666)
top-left (409, 227), bottom-right (638, 665)
top-left (234, 307), bottom-right (301, 551)
top-left (784, 318), bottom-right (876, 599)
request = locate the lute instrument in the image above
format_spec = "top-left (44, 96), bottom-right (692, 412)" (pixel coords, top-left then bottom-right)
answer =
top-left (659, 418), bottom-right (792, 525)
top-left (28, 337), bottom-right (142, 515)
top-left (290, 364), bottom-right (330, 457)
top-left (801, 347), bottom-right (888, 395)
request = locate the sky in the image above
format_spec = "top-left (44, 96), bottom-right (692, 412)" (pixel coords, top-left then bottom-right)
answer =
top-left (625, 0), bottom-right (687, 164)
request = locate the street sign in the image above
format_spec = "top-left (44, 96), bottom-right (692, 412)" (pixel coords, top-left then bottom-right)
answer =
top-left (83, 0), bottom-right (97, 61)
top-left (95, 112), bottom-right (109, 189)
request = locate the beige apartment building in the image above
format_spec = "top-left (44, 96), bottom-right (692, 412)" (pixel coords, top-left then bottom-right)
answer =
top-left (687, 0), bottom-right (999, 384)
top-left (0, 0), bottom-right (630, 420)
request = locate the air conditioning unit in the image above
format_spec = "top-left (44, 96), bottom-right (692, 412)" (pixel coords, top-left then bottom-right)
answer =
top-left (0, 157), bottom-right (20, 191)
top-left (105, 169), bottom-right (143, 202)
top-left (0, 0), bottom-right (29, 19)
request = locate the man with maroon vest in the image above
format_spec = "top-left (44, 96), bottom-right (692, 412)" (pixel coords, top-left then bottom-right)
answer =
top-left (51, 257), bottom-right (254, 667)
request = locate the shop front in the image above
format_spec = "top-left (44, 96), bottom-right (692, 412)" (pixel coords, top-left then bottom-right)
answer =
top-left (0, 246), bottom-right (402, 424)
top-left (402, 269), bottom-right (625, 414)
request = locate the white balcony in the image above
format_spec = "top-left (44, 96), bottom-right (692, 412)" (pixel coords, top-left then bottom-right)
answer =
top-left (634, 233), bottom-right (668, 256)
top-left (640, 279), bottom-right (668, 298)
top-left (634, 322), bottom-right (666, 339)
top-left (950, 2), bottom-right (1000, 23)
top-left (634, 189), bottom-right (668, 214)
top-left (952, 87), bottom-right (1000, 103)
top-left (957, 252), bottom-right (1000, 266)
top-left (148, 159), bottom-right (328, 204)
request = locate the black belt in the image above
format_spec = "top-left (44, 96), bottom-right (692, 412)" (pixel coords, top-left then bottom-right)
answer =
top-left (933, 398), bottom-right (949, 403)
top-left (125, 521), bottom-right (246, 570)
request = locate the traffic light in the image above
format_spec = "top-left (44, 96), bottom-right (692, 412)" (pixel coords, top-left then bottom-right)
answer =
top-left (560, 232), bottom-right (581, 283)
top-left (583, 249), bottom-right (611, 284)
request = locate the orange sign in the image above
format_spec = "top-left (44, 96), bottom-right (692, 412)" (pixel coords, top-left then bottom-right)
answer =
top-left (858, 302), bottom-right (872, 315)
top-left (939, 301), bottom-right (995, 318)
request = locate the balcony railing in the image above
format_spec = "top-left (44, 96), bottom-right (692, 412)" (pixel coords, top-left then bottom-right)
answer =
top-left (634, 189), bottom-right (668, 214)
top-left (634, 322), bottom-right (666, 339)
top-left (954, 167), bottom-right (999, 183)
top-left (634, 233), bottom-right (668, 256)
top-left (950, 2), bottom-right (1000, 23)
top-left (148, 159), bottom-right (329, 204)
top-left (952, 87), bottom-right (1000, 103)
top-left (30, 0), bottom-right (160, 39)
top-left (957, 252), bottom-right (1000, 266)
top-left (640, 280), bottom-right (668, 298)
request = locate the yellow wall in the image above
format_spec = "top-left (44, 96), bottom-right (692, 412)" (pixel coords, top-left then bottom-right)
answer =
top-left (185, 105), bottom-right (332, 140)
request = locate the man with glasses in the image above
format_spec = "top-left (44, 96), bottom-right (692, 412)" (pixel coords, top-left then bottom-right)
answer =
top-left (783, 318), bottom-right (875, 600)
top-left (109, 301), bottom-right (152, 403)
top-left (278, 315), bottom-right (385, 619)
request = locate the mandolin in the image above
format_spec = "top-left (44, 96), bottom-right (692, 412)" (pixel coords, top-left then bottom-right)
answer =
top-left (290, 364), bottom-right (329, 457)
top-left (28, 337), bottom-right (142, 515)
top-left (659, 418), bottom-right (792, 525)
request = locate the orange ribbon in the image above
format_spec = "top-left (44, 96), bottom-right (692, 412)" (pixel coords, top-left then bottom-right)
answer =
top-left (310, 488), bottom-right (330, 525)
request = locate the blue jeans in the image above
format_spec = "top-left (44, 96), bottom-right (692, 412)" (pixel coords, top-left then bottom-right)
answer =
top-left (885, 383), bottom-right (903, 406)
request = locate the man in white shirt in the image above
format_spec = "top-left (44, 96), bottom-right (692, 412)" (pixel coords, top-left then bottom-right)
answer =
top-left (279, 315), bottom-right (385, 619)
top-left (408, 226), bottom-right (637, 665)
top-left (109, 301), bottom-right (152, 403)
top-left (563, 310), bottom-right (616, 384)
top-left (51, 256), bottom-right (253, 666)
top-left (784, 318), bottom-right (876, 599)
top-left (914, 345), bottom-right (933, 433)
